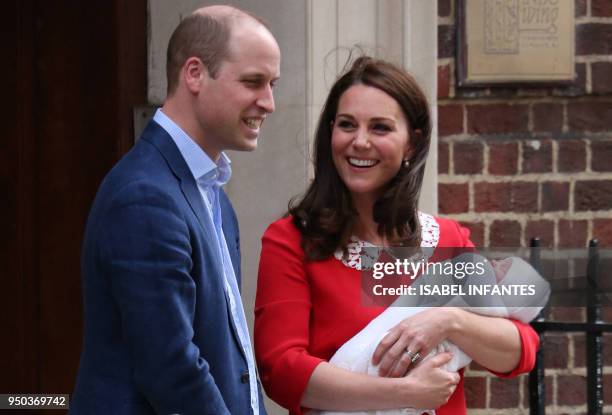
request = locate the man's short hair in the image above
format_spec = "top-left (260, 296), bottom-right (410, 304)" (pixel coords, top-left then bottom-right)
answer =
top-left (166, 13), bottom-right (231, 95)
top-left (165, 9), bottom-right (270, 96)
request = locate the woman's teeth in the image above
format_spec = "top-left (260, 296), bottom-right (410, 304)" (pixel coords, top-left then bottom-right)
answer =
top-left (348, 158), bottom-right (378, 167)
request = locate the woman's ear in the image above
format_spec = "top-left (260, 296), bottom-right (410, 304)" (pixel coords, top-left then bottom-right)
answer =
top-left (405, 129), bottom-right (422, 159)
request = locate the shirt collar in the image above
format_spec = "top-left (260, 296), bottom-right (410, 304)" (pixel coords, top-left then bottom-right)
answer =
top-left (153, 108), bottom-right (232, 187)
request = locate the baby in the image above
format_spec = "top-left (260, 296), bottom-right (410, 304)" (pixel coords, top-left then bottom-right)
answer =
top-left (314, 254), bottom-right (550, 415)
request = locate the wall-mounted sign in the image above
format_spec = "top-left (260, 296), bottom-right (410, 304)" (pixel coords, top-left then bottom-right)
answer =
top-left (457, 0), bottom-right (575, 85)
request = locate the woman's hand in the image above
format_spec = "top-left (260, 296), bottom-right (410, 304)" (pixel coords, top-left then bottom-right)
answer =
top-left (399, 352), bottom-right (460, 409)
top-left (372, 308), bottom-right (458, 377)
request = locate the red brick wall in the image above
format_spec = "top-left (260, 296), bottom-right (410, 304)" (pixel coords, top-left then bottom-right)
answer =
top-left (437, 0), bottom-right (612, 413)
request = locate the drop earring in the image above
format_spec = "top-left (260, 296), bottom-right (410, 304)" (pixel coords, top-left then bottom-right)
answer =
top-left (403, 159), bottom-right (410, 168)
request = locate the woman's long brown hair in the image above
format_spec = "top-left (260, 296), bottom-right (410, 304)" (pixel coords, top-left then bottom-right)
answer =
top-left (289, 56), bottom-right (432, 261)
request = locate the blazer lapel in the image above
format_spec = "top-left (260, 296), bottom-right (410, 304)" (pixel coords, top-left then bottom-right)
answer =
top-left (141, 120), bottom-right (247, 358)
top-left (141, 122), bottom-right (210, 235)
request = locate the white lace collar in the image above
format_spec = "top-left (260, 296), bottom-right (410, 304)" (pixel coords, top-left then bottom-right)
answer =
top-left (333, 211), bottom-right (440, 270)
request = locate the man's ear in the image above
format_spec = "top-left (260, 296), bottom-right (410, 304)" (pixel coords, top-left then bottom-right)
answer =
top-left (183, 57), bottom-right (208, 94)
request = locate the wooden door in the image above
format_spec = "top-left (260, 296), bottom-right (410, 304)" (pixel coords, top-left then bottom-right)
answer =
top-left (1, 0), bottom-right (147, 401)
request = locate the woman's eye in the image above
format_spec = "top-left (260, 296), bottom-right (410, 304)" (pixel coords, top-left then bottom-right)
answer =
top-left (337, 120), bottom-right (355, 129)
top-left (372, 124), bottom-right (392, 133)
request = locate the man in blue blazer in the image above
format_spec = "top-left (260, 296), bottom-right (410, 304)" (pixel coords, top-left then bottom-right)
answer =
top-left (71, 5), bottom-right (280, 414)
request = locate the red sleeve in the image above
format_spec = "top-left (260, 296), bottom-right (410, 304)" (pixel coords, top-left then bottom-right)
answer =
top-left (254, 218), bottom-right (324, 413)
top-left (490, 319), bottom-right (539, 378)
top-left (436, 217), bottom-right (539, 377)
top-left (435, 216), bottom-right (475, 249)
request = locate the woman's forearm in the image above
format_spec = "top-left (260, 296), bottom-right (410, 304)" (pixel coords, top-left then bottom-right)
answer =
top-left (301, 362), bottom-right (408, 411)
top-left (447, 308), bottom-right (521, 373)
top-left (302, 353), bottom-right (460, 411)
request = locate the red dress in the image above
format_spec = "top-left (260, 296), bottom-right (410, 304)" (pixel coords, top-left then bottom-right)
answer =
top-left (255, 214), bottom-right (538, 414)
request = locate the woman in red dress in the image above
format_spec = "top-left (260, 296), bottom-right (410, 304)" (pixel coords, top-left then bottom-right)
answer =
top-left (254, 56), bottom-right (538, 415)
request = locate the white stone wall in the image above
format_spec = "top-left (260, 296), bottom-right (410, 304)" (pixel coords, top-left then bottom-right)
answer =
top-left (148, 1), bottom-right (437, 413)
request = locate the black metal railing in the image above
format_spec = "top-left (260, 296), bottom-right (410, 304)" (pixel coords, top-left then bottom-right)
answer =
top-left (528, 238), bottom-right (612, 415)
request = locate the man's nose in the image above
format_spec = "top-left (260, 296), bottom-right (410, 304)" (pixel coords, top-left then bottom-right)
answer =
top-left (257, 85), bottom-right (275, 113)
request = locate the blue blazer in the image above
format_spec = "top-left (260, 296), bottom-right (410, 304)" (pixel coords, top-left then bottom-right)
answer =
top-left (71, 120), bottom-right (266, 415)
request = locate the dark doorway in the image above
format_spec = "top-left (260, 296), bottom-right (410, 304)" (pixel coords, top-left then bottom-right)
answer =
top-left (1, 0), bottom-right (147, 400)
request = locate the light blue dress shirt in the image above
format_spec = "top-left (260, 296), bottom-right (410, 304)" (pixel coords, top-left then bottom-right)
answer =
top-left (153, 109), bottom-right (260, 414)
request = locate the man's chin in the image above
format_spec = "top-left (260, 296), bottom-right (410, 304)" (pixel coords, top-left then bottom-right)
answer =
top-left (232, 139), bottom-right (258, 152)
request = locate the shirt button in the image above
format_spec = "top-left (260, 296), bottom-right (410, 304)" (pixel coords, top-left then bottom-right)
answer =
top-left (241, 371), bottom-right (250, 383)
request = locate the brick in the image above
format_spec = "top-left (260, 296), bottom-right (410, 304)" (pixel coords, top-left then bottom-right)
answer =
top-left (525, 220), bottom-right (554, 248)
top-left (552, 307), bottom-right (583, 322)
top-left (439, 183), bottom-right (469, 214)
top-left (467, 104), bottom-right (529, 135)
top-left (489, 377), bottom-right (519, 408)
top-left (541, 182), bottom-right (569, 212)
top-left (593, 219), bottom-right (612, 246)
top-left (509, 182), bottom-right (539, 212)
top-left (576, 0), bottom-right (587, 16)
top-left (593, 0), bottom-right (612, 17)
top-left (542, 334), bottom-right (568, 368)
top-left (568, 102), bottom-right (612, 132)
top-left (438, 0), bottom-right (451, 17)
top-left (488, 141), bottom-right (518, 175)
top-left (602, 306), bottom-right (612, 322)
top-left (438, 24), bottom-right (455, 59)
top-left (592, 62), bottom-right (612, 95)
top-left (437, 64), bottom-right (450, 99)
top-left (576, 333), bottom-right (612, 368)
top-left (605, 374), bottom-right (612, 404)
top-left (490, 220), bottom-right (521, 247)
top-left (553, 63), bottom-right (587, 97)
top-left (467, 360), bottom-right (487, 372)
top-left (577, 23), bottom-right (612, 55)
top-left (438, 104), bottom-right (463, 136)
top-left (606, 334), bottom-right (612, 365)
top-left (533, 103), bottom-right (563, 133)
top-left (438, 141), bottom-right (449, 174)
top-left (558, 140), bottom-right (586, 173)
top-left (575, 180), bottom-right (612, 211)
top-left (459, 221), bottom-right (484, 247)
top-left (558, 219), bottom-right (588, 248)
top-left (454, 141), bottom-right (483, 174)
top-left (475, 182), bottom-right (538, 213)
top-left (522, 140), bottom-right (553, 173)
top-left (574, 333), bottom-right (586, 367)
top-left (464, 376), bottom-right (486, 408)
top-left (540, 257), bottom-right (569, 281)
top-left (557, 375), bottom-right (587, 405)
top-left (591, 140), bottom-right (612, 172)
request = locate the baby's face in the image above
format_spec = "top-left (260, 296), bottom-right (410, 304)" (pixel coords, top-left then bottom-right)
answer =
top-left (490, 258), bottom-right (512, 282)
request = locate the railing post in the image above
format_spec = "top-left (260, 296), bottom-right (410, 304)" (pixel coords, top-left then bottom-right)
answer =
top-left (529, 238), bottom-right (545, 415)
top-left (587, 239), bottom-right (602, 415)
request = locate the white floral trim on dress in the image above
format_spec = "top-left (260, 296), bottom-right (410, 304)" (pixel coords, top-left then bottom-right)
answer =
top-left (334, 211), bottom-right (440, 270)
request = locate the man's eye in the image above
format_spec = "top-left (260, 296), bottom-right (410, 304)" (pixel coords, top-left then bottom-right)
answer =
top-left (243, 79), bottom-right (260, 87)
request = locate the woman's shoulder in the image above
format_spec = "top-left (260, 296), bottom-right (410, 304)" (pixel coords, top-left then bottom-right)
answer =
top-left (419, 212), bottom-right (474, 248)
top-left (263, 215), bottom-right (302, 242)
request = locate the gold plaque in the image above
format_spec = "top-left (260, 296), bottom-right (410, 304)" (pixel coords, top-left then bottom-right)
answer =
top-left (458, 0), bottom-right (575, 84)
